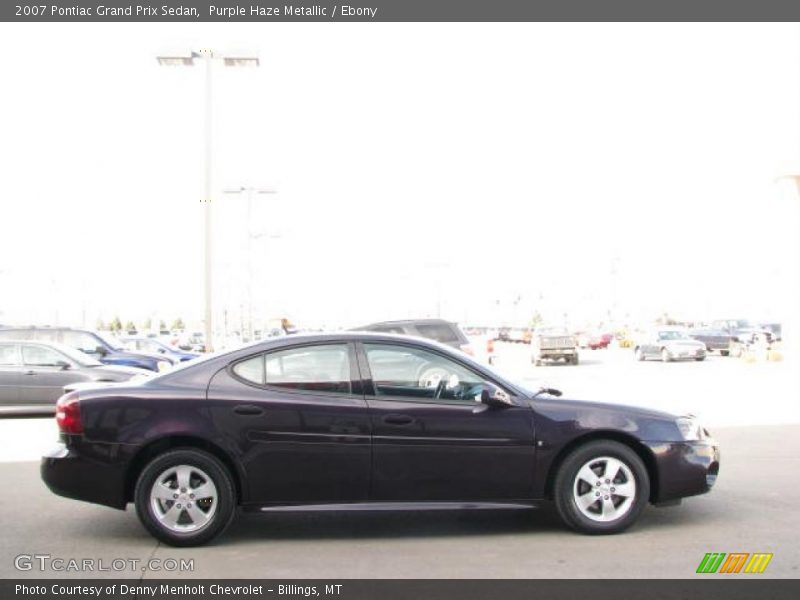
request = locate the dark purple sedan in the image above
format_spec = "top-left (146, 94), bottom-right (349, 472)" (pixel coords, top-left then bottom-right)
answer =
top-left (41, 332), bottom-right (719, 546)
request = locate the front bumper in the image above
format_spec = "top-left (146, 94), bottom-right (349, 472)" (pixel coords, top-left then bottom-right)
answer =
top-left (643, 439), bottom-right (720, 502)
top-left (666, 346), bottom-right (706, 360)
top-left (41, 442), bottom-right (128, 509)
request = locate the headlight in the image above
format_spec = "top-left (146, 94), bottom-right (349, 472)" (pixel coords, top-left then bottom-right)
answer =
top-left (156, 360), bottom-right (170, 372)
top-left (676, 416), bottom-right (707, 441)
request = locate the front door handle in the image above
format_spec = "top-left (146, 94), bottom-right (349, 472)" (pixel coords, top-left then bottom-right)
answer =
top-left (383, 414), bottom-right (414, 426)
top-left (24, 370), bottom-right (36, 376)
top-left (234, 404), bottom-right (264, 416)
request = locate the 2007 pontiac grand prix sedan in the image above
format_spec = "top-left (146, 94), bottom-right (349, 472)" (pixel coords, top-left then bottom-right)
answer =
top-left (41, 332), bottom-right (720, 546)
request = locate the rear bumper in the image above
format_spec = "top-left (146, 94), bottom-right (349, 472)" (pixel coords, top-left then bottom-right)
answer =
top-left (41, 443), bottom-right (127, 509)
top-left (643, 439), bottom-right (720, 502)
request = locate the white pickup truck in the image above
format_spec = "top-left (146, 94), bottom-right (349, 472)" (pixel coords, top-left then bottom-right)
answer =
top-left (531, 327), bottom-right (579, 366)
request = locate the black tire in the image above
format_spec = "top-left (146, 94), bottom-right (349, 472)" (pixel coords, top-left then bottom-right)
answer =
top-left (720, 350), bottom-right (729, 357)
top-left (661, 348), bottom-right (671, 363)
top-left (134, 448), bottom-right (236, 547)
top-left (553, 440), bottom-right (650, 535)
top-left (695, 356), bottom-right (705, 362)
top-left (571, 355), bottom-right (579, 365)
top-left (634, 347), bottom-right (645, 362)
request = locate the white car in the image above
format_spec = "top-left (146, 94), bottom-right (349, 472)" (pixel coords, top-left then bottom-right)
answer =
top-left (635, 329), bottom-right (707, 362)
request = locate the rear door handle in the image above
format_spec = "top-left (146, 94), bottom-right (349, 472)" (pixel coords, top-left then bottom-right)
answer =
top-left (383, 414), bottom-right (414, 426)
top-left (234, 404), bottom-right (264, 416)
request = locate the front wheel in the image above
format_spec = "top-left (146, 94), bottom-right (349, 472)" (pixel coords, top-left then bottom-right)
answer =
top-left (661, 348), bottom-right (671, 363)
top-left (553, 440), bottom-right (650, 534)
top-left (634, 347), bottom-right (645, 361)
top-left (134, 448), bottom-right (236, 547)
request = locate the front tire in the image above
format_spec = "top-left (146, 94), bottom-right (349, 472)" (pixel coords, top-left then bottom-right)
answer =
top-left (553, 440), bottom-right (650, 534)
top-left (134, 448), bottom-right (236, 547)
top-left (635, 347), bottom-right (645, 361)
top-left (661, 348), bottom-right (671, 363)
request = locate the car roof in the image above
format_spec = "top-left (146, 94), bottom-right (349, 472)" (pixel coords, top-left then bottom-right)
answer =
top-left (353, 318), bottom-right (458, 328)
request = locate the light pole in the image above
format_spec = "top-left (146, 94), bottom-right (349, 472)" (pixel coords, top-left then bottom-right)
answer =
top-left (223, 187), bottom-right (277, 342)
top-left (157, 49), bottom-right (260, 352)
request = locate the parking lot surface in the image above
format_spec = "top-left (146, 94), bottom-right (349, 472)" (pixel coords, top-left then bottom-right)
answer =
top-left (1, 347), bottom-right (798, 579)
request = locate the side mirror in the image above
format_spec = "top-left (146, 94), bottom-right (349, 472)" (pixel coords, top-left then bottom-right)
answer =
top-left (55, 360), bottom-right (70, 370)
top-left (479, 385), bottom-right (513, 408)
top-left (95, 345), bottom-right (108, 357)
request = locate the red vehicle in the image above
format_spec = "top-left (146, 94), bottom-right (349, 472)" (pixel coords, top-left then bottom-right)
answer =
top-left (587, 333), bottom-right (613, 350)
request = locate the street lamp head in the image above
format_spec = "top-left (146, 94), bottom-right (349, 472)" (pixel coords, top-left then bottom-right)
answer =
top-left (156, 52), bottom-right (196, 67)
top-left (223, 56), bottom-right (260, 67)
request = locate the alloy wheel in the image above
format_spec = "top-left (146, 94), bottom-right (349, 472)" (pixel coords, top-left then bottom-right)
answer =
top-left (572, 456), bottom-right (637, 522)
top-left (150, 464), bottom-right (218, 533)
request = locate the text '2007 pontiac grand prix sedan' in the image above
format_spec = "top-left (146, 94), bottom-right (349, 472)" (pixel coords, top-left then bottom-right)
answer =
top-left (41, 332), bottom-right (720, 546)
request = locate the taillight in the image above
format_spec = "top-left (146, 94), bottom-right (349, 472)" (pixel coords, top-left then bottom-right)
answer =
top-left (486, 339), bottom-right (495, 354)
top-left (460, 344), bottom-right (475, 356)
top-left (56, 392), bottom-right (83, 434)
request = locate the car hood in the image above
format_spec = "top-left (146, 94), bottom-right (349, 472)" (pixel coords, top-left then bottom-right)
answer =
top-left (662, 339), bottom-right (705, 348)
top-left (106, 349), bottom-right (174, 364)
top-left (530, 395), bottom-right (686, 442)
top-left (91, 364), bottom-right (154, 378)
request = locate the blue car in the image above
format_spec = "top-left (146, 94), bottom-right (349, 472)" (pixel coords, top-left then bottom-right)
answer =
top-left (0, 327), bottom-right (175, 372)
top-left (120, 337), bottom-right (200, 363)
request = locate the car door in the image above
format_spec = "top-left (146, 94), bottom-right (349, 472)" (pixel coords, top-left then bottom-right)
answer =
top-left (19, 344), bottom-right (83, 404)
top-left (207, 342), bottom-right (371, 505)
top-left (0, 343), bottom-right (21, 405)
top-left (359, 341), bottom-right (535, 502)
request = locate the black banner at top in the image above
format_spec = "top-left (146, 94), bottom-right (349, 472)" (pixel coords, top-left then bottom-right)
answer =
top-left (4, 0), bottom-right (800, 22)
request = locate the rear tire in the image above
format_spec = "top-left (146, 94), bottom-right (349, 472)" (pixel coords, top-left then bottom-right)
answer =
top-left (553, 440), bottom-right (650, 534)
top-left (134, 448), bottom-right (236, 547)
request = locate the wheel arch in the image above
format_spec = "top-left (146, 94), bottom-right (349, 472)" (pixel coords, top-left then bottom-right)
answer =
top-left (125, 435), bottom-right (244, 505)
top-left (543, 431), bottom-right (659, 503)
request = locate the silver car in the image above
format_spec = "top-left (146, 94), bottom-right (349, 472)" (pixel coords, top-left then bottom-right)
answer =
top-left (0, 340), bottom-right (150, 406)
top-left (635, 329), bottom-right (707, 362)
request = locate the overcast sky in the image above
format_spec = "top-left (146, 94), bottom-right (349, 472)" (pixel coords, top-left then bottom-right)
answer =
top-left (1, 23), bottom-right (799, 333)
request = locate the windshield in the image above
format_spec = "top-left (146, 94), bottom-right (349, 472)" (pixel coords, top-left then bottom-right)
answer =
top-left (94, 331), bottom-right (124, 351)
top-left (658, 330), bottom-right (689, 341)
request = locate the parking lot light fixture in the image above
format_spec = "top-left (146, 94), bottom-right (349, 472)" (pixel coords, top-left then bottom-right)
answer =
top-left (156, 49), bottom-right (260, 352)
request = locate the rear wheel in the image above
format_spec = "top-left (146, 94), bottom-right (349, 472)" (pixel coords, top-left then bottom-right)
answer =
top-left (553, 440), bottom-right (650, 534)
top-left (135, 448), bottom-right (236, 547)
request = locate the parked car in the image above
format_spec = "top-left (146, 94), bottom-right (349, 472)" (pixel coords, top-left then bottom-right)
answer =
top-left (635, 329), bottom-right (706, 362)
top-left (120, 337), bottom-right (200, 363)
top-left (353, 319), bottom-right (475, 356)
top-left (532, 327), bottom-right (579, 365)
top-left (0, 327), bottom-right (175, 372)
top-left (688, 328), bottom-right (733, 356)
top-left (710, 320), bottom-right (773, 345)
top-left (579, 332), bottom-right (613, 350)
top-left (41, 331), bottom-right (719, 546)
top-left (0, 340), bottom-right (149, 406)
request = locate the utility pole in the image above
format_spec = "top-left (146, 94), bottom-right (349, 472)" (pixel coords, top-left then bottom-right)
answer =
top-left (157, 49), bottom-right (260, 352)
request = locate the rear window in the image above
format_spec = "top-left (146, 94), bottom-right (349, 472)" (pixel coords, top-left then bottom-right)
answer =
top-left (415, 323), bottom-right (462, 345)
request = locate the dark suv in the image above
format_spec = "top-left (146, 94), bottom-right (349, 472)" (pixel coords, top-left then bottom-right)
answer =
top-left (0, 327), bottom-right (174, 372)
top-left (353, 319), bottom-right (474, 356)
